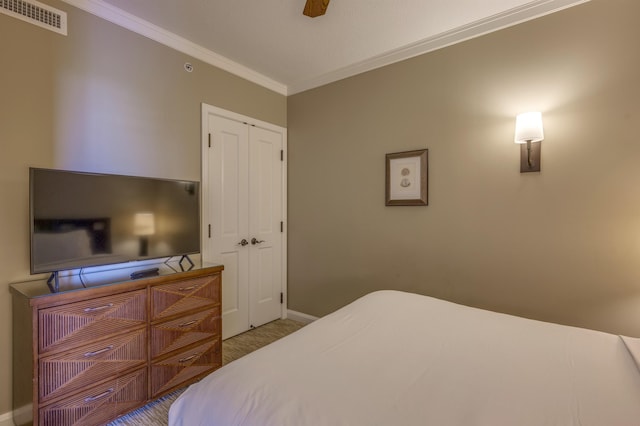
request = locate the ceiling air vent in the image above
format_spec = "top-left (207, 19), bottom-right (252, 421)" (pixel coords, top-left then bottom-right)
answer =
top-left (1, 0), bottom-right (67, 35)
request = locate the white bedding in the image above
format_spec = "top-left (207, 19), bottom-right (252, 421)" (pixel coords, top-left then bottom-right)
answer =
top-left (169, 290), bottom-right (640, 425)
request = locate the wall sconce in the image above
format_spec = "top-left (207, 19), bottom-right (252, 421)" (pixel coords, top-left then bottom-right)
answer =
top-left (134, 212), bottom-right (155, 257)
top-left (514, 112), bottom-right (544, 173)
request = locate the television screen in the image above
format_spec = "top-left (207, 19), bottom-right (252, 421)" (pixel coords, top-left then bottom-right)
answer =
top-left (30, 168), bottom-right (200, 274)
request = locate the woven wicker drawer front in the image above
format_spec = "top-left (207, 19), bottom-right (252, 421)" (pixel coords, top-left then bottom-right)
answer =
top-left (39, 368), bottom-right (147, 426)
top-left (151, 306), bottom-right (221, 359)
top-left (151, 274), bottom-right (220, 320)
top-left (39, 328), bottom-right (147, 403)
top-left (151, 339), bottom-right (221, 397)
top-left (39, 290), bottom-right (147, 354)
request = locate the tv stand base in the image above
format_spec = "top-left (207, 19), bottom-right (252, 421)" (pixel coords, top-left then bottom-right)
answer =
top-left (179, 254), bottom-right (195, 270)
top-left (47, 272), bottom-right (60, 293)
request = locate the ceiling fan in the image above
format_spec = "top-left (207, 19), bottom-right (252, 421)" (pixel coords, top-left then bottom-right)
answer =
top-left (303, 0), bottom-right (330, 18)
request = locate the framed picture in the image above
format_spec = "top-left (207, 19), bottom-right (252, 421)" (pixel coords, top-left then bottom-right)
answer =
top-left (385, 149), bottom-right (428, 206)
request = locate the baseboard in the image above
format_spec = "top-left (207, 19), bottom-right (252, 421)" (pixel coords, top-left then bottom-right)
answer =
top-left (287, 309), bottom-right (319, 324)
top-left (0, 410), bottom-right (13, 426)
top-left (0, 403), bottom-right (32, 426)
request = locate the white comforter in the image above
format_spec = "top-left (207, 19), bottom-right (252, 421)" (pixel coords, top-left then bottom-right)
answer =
top-left (169, 290), bottom-right (640, 426)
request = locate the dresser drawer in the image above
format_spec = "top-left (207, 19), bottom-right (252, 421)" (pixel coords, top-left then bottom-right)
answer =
top-left (39, 328), bottom-right (147, 403)
top-left (39, 290), bottom-right (147, 354)
top-left (151, 306), bottom-right (221, 359)
top-left (151, 274), bottom-right (220, 320)
top-left (39, 367), bottom-right (147, 426)
top-left (151, 339), bottom-right (221, 397)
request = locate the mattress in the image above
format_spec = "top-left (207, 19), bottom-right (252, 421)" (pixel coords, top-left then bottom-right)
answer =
top-left (169, 290), bottom-right (640, 425)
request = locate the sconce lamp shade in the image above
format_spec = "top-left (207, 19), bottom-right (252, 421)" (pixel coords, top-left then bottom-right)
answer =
top-left (514, 112), bottom-right (544, 144)
top-left (134, 213), bottom-right (155, 236)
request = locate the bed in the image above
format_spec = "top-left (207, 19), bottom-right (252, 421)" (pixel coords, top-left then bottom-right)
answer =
top-left (169, 290), bottom-right (640, 425)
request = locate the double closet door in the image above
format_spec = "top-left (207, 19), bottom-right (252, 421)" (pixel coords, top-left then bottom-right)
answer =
top-left (202, 105), bottom-right (286, 339)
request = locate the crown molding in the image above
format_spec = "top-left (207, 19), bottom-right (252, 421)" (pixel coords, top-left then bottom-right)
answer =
top-left (287, 0), bottom-right (590, 94)
top-left (60, 0), bottom-right (289, 95)
top-left (59, 0), bottom-right (588, 97)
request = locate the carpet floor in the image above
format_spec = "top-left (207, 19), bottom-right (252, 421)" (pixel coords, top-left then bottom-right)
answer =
top-left (107, 319), bottom-right (305, 426)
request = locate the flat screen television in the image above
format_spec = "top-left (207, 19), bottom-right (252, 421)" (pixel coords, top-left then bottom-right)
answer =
top-left (30, 168), bottom-right (200, 275)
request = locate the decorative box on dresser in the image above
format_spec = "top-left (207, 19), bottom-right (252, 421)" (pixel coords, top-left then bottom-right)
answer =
top-left (11, 261), bottom-right (223, 426)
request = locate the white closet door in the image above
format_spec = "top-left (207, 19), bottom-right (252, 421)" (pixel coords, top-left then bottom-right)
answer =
top-left (248, 126), bottom-right (283, 328)
top-left (206, 114), bottom-right (250, 339)
top-left (203, 104), bottom-right (286, 340)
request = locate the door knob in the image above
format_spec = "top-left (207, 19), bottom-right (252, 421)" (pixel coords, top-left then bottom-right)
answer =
top-left (237, 239), bottom-right (249, 246)
top-left (251, 238), bottom-right (265, 245)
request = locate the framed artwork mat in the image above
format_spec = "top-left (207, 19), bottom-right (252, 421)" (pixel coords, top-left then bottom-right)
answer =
top-left (385, 149), bottom-right (428, 206)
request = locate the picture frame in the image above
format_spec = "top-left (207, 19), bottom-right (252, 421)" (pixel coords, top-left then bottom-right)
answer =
top-left (385, 149), bottom-right (428, 206)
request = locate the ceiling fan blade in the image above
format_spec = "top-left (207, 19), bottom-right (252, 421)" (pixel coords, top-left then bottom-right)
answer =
top-left (303, 0), bottom-right (330, 18)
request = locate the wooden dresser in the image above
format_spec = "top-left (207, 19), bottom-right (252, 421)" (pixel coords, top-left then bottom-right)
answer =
top-left (11, 261), bottom-right (223, 426)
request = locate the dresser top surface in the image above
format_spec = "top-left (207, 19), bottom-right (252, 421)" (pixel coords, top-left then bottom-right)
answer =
top-left (11, 260), bottom-right (223, 299)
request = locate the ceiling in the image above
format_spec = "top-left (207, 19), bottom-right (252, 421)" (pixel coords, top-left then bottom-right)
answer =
top-left (68, 0), bottom-right (588, 95)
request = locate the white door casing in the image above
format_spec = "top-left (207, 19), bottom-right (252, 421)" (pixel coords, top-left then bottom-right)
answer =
top-left (201, 104), bottom-right (287, 339)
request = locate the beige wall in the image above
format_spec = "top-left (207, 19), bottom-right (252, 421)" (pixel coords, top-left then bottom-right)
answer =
top-left (288, 0), bottom-right (640, 337)
top-left (0, 0), bottom-right (285, 415)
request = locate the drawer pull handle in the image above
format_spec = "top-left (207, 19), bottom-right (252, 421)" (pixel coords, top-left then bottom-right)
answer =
top-left (179, 320), bottom-right (197, 328)
top-left (179, 353), bottom-right (200, 363)
top-left (84, 303), bottom-right (114, 312)
top-left (83, 345), bottom-right (114, 357)
top-left (178, 286), bottom-right (196, 292)
top-left (84, 388), bottom-right (114, 402)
